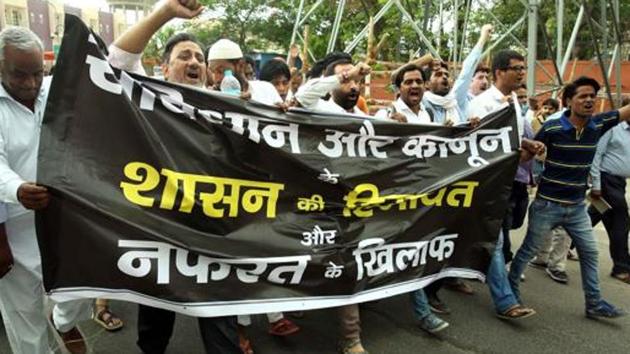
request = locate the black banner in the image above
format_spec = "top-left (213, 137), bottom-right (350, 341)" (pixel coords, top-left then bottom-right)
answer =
top-left (36, 16), bottom-right (519, 316)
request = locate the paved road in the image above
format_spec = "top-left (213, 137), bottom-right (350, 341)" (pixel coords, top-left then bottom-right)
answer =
top-left (2, 195), bottom-right (630, 353)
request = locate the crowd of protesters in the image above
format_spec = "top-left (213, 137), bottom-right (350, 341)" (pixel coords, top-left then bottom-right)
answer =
top-left (0, 0), bottom-right (629, 353)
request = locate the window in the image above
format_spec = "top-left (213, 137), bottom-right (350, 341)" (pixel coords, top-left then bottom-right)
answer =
top-left (6, 7), bottom-right (24, 26)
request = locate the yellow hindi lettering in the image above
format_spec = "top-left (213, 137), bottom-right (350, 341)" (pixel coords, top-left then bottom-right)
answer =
top-left (120, 162), bottom-right (284, 218)
top-left (120, 162), bottom-right (161, 207)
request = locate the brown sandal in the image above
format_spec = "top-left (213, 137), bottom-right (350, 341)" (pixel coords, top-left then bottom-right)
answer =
top-left (612, 273), bottom-right (630, 284)
top-left (496, 304), bottom-right (536, 320)
top-left (93, 307), bottom-right (124, 331)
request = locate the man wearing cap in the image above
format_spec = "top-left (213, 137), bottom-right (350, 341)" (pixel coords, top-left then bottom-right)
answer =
top-left (206, 39), bottom-right (282, 106)
top-left (108, 1), bottom-right (241, 353)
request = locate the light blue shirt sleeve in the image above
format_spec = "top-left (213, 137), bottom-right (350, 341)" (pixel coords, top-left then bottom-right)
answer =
top-left (590, 129), bottom-right (612, 190)
top-left (453, 43), bottom-right (483, 116)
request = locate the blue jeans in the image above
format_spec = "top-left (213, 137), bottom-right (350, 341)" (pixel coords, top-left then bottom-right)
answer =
top-left (487, 230), bottom-right (519, 313)
top-left (410, 289), bottom-right (431, 320)
top-left (508, 198), bottom-right (601, 305)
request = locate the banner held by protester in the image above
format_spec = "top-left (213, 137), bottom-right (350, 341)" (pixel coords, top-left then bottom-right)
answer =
top-left (36, 15), bottom-right (520, 317)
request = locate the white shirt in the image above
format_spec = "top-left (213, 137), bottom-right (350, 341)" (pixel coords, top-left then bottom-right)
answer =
top-left (467, 85), bottom-right (509, 119)
top-left (294, 75), bottom-right (368, 117)
top-left (247, 80), bottom-right (283, 106)
top-left (0, 77), bottom-right (52, 219)
top-left (374, 97), bottom-right (432, 124)
top-left (107, 45), bottom-right (283, 106)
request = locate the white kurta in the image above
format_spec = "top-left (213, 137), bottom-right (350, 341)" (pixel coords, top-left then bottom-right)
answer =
top-left (0, 79), bottom-right (91, 354)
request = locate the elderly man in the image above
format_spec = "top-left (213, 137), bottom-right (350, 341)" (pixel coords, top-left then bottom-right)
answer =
top-left (0, 27), bottom-right (93, 354)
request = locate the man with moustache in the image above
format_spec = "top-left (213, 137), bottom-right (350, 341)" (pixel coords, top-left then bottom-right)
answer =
top-left (421, 24), bottom-right (493, 125)
top-left (108, 0), bottom-right (241, 352)
top-left (295, 57), bottom-right (371, 116)
top-left (508, 76), bottom-right (630, 318)
top-left (0, 26), bottom-right (94, 354)
top-left (374, 63), bottom-right (433, 123)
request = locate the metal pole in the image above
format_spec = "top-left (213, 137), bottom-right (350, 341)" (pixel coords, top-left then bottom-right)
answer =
top-left (559, 4), bottom-right (584, 78)
top-left (556, 0), bottom-right (563, 68)
top-left (344, 0), bottom-right (396, 53)
top-left (611, 0), bottom-right (622, 105)
top-left (583, 1), bottom-right (615, 108)
top-left (458, 0), bottom-right (471, 65)
top-left (452, 0), bottom-right (459, 68)
top-left (481, 14), bottom-right (527, 57)
top-left (395, 0), bottom-right (441, 59)
top-left (289, 0), bottom-right (306, 50)
top-left (327, 0), bottom-right (346, 54)
top-left (297, 0), bottom-right (325, 28)
top-left (526, 0), bottom-right (539, 97)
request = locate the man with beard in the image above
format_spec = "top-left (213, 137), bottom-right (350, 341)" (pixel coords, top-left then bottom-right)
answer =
top-left (295, 57), bottom-right (372, 354)
top-left (468, 64), bottom-right (490, 101)
top-left (508, 76), bottom-right (630, 318)
top-left (0, 26), bottom-right (94, 354)
top-left (295, 57), bottom-right (371, 115)
top-left (421, 24), bottom-right (493, 125)
top-left (108, 0), bottom-right (241, 353)
top-left (206, 39), bottom-right (282, 106)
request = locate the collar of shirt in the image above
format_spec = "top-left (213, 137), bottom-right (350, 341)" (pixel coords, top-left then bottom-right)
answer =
top-left (559, 110), bottom-right (596, 131)
top-left (394, 98), bottom-right (432, 123)
top-left (0, 80), bottom-right (47, 107)
top-left (621, 121), bottom-right (630, 130)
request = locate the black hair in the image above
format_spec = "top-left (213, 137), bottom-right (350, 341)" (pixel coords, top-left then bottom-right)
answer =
top-left (244, 55), bottom-right (256, 69)
top-left (260, 59), bottom-right (291, 82)
top-left (515, 83), bottom-right (527, 90)
top-left (562, 76), bottom-right (601, 103)
top-left (542, 98), bottom-right (559, 110)
top-left (491, 49), bottom-right (525, 77)
top-left (324, 58), bottom-right (353, 77)
top-left (307, 52), bottom-right (352, 79)
top-left (392, 63), bottom-right (427, 88)
top-left (421, 60), bottom-right (448, 82)
top-left (474, 63), bottom-right (490, 75)
top-left (162, 33), bottom-right (202, 64)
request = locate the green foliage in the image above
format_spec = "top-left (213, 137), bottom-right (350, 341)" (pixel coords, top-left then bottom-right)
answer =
top-left (143, 0), bottom-right (629, 64)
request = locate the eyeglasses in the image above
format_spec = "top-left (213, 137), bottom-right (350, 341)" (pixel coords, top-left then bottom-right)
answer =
top-left (505, 65), bottom-right (526, 72)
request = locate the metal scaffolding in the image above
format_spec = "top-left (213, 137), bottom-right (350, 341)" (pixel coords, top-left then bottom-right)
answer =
top-left (287, 0), bottom-right (624, 103)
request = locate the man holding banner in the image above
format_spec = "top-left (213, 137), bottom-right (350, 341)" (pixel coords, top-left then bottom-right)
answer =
top-left (0, 27), bottom-right (92, 354)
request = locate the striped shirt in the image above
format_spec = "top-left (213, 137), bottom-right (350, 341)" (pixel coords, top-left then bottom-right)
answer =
top-left (534, 109), bottom-right (619, 204)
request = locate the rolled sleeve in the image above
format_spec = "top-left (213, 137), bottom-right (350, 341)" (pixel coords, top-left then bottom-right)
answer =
top-left (107, 45), bottom-right (146, 75)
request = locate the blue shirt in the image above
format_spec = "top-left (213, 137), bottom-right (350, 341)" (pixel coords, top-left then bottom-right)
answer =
top-left (590, 121), bottom-right (630, 190)
top-left (422, 42), bottom-right (483, 124)
top-left (534, 110), bottom-right (619, 204)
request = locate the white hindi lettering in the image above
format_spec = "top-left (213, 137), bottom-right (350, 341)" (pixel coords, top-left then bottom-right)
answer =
top-left (353, 234), bottom-right (458, 280)
top-left (226, 112), bottom-right (301, 153)
top-left (117, 240), bottom-right (173, 284)
top-left (301, 225), bottom-right (337, 246)
top-left (318, 120), bottom-right (395, 158)
top-left (318, 168), bottom-right (340, 184)
top-left (402, 128), bottom-right (513, 167)
top-left (117, 240), bottom-right (311, 285)
top-left (324, 261), bottom-right (344, 279)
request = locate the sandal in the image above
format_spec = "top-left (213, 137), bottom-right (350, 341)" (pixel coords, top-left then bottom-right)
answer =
top-left (268, 318), bottom-right (300, 336)
top-left (93, 306), bottom-right (124, 331)
top-left (338, 339), bottom-right (369, 354)
top-left (238, 327), bottom-right (254, 354)
top-left (611, 273), bottom-right (630, 284)
top-left (496, 304), bottom-right (536, 320)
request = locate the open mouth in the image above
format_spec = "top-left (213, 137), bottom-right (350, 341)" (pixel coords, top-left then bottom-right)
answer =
top-left (408, 90), bottom-right (421, 99)
top-left (186, 70), bottom-right (200, 81)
